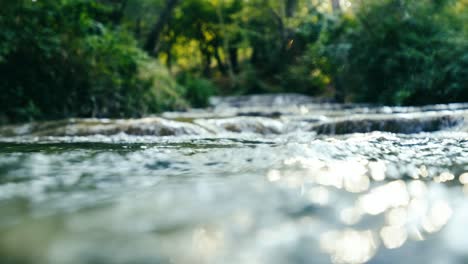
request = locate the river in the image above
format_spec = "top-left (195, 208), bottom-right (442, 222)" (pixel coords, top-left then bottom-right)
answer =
top-left (1, 94), bottom-right (468, 264)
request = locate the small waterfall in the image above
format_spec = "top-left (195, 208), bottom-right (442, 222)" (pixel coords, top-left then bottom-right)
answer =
top-left (1, 95), bottom-right (467, 137)
top-left (310, 114), bottom-right (465, 135)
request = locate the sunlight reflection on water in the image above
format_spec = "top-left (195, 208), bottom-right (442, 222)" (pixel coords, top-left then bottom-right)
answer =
top-left (0, 125), bottom-right (468, 263)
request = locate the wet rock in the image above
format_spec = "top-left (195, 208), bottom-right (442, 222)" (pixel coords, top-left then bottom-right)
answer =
top-left (0, 118), bottom-right (210, 137)
top-left (194, 117), bottom-right (285, 135)
top-left (311, 113), bottom-right (465, 135)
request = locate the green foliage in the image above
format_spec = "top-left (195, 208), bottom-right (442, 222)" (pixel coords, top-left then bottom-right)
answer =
top-left (139, 61), bottom-right (189, 111)
top-left (0, 0), bottom-right (186, 123)
top-left (233, 0), bottom-right (330, 95)
top-left (146, 0), bottom-right (329, 95)
top-left (2, 0), bottom-right (468, 125)
top-left (177, 73), bottom-right (217, 108)
top-left (323, 0), bottom-right (468, 105)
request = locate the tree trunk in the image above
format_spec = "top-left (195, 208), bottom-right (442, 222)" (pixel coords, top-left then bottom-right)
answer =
top-left (144, 0), bottom-right (179, 56)
top-left (202, 51), bottom-right (212, 77)
top-left (165, 38), bottom-right (175, 72)
top-left (112, 0), bottom-right (128, 25)
top-left (135, 18), bottom-right (142, 40)
top-left (285, 0), bottom-right (298, 17)
top-left (228, 47), bottom-right (239, 73)
top-left (331, 0), bottom-right (341, 12)
top-left (216, 0), bottom-right (237, 85)
top-left (214, 47), bottom-right (227, 75)
top-left (166, 50), bottom-right (173, 72)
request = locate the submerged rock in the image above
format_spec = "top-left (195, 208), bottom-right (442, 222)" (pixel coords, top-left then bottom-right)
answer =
top-left (0, 118), bottom-right (209, 137)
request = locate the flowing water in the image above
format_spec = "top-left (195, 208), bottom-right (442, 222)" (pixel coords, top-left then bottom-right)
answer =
top-left (1, 94), bottom-right (468, 264)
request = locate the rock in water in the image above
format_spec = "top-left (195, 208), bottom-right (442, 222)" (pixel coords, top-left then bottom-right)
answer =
top-left (0, 118), bottom-right (210, 137)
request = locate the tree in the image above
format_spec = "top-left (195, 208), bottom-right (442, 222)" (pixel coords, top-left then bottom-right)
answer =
top-left (144, 0), bottom-right (179, 55)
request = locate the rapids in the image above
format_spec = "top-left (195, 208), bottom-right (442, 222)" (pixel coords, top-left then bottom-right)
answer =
top-left (1, 94), bottom-right (468, 264)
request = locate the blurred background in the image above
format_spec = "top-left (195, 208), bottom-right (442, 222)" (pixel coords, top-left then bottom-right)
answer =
top-left (1, 0), bottom-right (467, 124)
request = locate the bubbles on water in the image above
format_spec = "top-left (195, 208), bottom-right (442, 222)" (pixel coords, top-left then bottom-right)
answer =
top-left (368, 160), bottom-right (386, 181)
top-left (458, 172), bottom-right (468, 194)
top-left (275, 157), bottom-right (372, 192)
top-left (308, 186), bottom-right (330, 206)
top-left (434, 172), bottom-right (455, 183)
top-left (385, 208), bottom-right (408, 227)
top-left (320, 229), bottom-right (378, 264)
top-left (190, 227), bottom-right (225, 263)
top-left (407, 180), bottom-right (428, 198)
top-left (358, 181), bottom-right (410, 215)
top-left (267, 170), bottom-right (281, 182)
top-left (255, 133), bottom-right (468, 263)
top-left (459, 172), bottom-right (468, 184)
top-left (421, 201), bottom-right (453, 233)
top-left (0, 127), bottom-right (468, 263)
top-left (340, 207), bottom-right (362, 225)
top-left (419, 165), bottom-right (429, 178)
top-left (380, 225), bottom-right (408, 249)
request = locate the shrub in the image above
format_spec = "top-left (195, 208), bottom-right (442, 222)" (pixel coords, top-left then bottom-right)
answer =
top-left (176, 73), bottom-right (217, 108)
top-left (322, 0), bottom-right (468, 105)
top-left (0, 0), bottom-right (186, 124)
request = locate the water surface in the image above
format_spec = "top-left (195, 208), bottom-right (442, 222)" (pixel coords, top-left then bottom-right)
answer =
top-left (1, 95), bottom-right (468, 264)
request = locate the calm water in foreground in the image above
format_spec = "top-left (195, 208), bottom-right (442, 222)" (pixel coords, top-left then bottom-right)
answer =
top-left (1, 95), bottom-right (468, 264)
